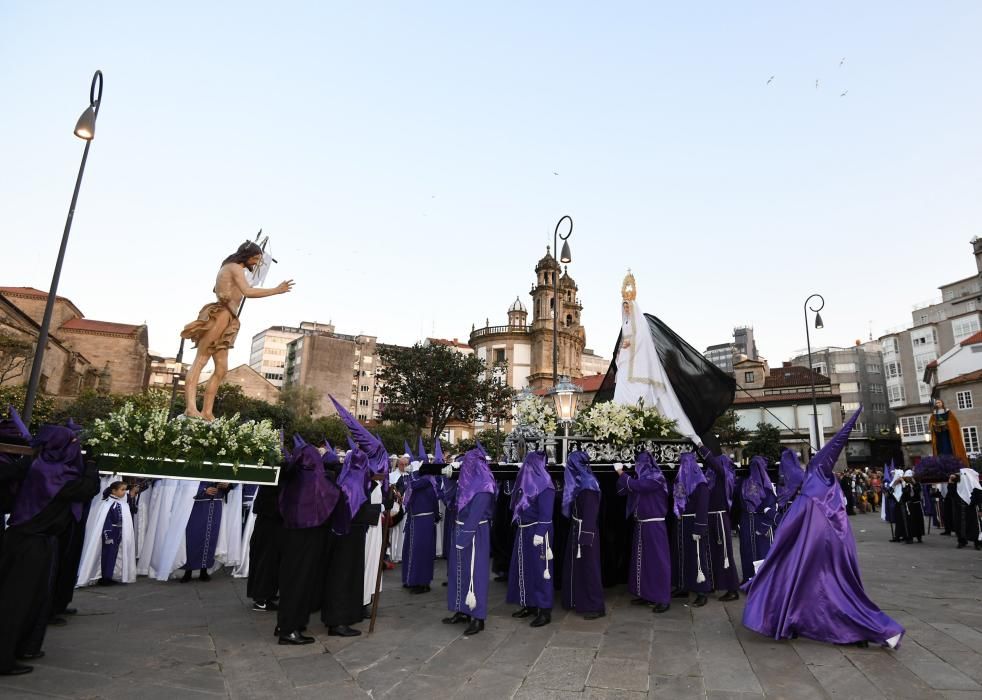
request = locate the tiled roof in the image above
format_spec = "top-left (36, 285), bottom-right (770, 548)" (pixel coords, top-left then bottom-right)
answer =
top-left (427, 337), bottom-right (472, 349)
top-left (576, 374), bottom-right (606, 392)
top-left (763, 365), bottom-right (830, 389)
top-left (960, 330), bottom-right (982, 346)
top-left (0, 286), bottom-right (83, 316)
top-left (938, 369), bottom-right (982, 388)
top-left (60, 318), bottom-right (142, 336)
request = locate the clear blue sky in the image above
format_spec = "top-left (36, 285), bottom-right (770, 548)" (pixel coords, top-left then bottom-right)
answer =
top-left (3, 2), bottom-right (981, 370)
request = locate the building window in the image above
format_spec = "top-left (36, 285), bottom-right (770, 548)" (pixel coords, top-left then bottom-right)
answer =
top-left (888, 385), bottom-right (906, 406)
top-left (963, 426), bottom-right (980, 454)
top-left (899, 415), bottom-right (929, 437)
top-left (493, 349), bottom-right (506, 363)
top-left (744, 371), bottom-right (755, 384)
top-left (566, 314), bottom-right (573, 327)
top-left (840, 382), bottom-right (859, 393)
top-left (957, 390), bottom-right (974, 410)
top-left (953, 317), bottom-right (981, 343)
top-left (842, 402), bottom-right (860, 412)
top-left (852, 422), bottom-right (866, 433)
top-left (867, 363), bottom-right (881, 373)
top-left (835, 362), bottom-right (857, 373)
top-left (812, 362), bottom-right (827, 376)
top-left (885, 362), bottom-right (902, 379)
top-left (361, 385), bottom-right (370, 392)
top-left (359, 399), bottom-right (369, 407)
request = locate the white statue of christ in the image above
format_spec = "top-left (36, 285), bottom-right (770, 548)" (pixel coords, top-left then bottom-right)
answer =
top-left (613, 271), bottom-right (700, 444)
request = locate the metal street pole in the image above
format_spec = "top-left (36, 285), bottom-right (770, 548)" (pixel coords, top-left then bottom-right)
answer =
top-left (23, 70), bottom-right (104, 425)
top-left (804, 293), bottom-right (825, 454)
top-left (552, 215), bottom-right (573, 388)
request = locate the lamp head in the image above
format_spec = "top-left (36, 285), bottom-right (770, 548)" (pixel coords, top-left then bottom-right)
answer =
top-left (559, 240), bottom-right (572, 264)
top-left (74, 106), bottom-right (96, 140)
top-left (814, 312), bottom-right (824, 330)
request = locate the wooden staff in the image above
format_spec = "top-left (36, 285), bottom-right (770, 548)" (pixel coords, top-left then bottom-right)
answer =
top-left (0, 442), bottom-right (33, 456)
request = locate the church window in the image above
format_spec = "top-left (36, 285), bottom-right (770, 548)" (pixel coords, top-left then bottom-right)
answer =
top-left (493, 349), bottom-right (506, 364)
top-left (744, 371), bottom-right (755, 384)
top-left (550, 298), bottom-right (554, 311)
top-left (566, 314), bottom-right (572, 327)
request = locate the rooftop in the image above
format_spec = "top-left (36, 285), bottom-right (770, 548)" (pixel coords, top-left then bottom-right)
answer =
top-left (0, 286), bottom-right (84, 317)
top-left (60, 318), bottom-right (144, 336)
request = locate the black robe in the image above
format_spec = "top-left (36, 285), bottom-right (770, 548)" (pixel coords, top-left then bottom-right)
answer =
top-left (894, 484), bottom-right (925, 541)
top-left (954, 488), bottom-right (982, 546)
top-left (247, 484), bottom-right (283, 603)
top-left (490, 482), bottom-right (515, 576)
top-left (0, 461), bottom-right (99, 672)
top-left (320, 500), bottom-right (378, 628)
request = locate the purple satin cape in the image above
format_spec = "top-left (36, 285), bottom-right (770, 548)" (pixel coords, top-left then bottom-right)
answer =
top-left (777, 449), bottom-right (805, 509)
top-left (742, 456), bottom-right (774, 512)
top-left (673, 452), bottom-right (707, 518)
top-left (337, 448), bottom-right (370, 518)
top-left (511, 451), bottom-right (552, 522)
top-left (456, 448), bottom-right (496, 511)
top-left (7, 424), bottom-right (84, 527)
top-left (706, 452), bottom-right (736, 507)
top-left (742, 408), bottom-right (904, 647)
top-left (562, 451), bottom-right (599, 517)
top-left (279, 444), bottom-right (340, 529)
top-left (626, 451), bottom-right (667, 517)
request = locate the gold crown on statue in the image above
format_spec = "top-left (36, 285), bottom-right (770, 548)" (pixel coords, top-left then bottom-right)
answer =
top-left (621, 269), bottom-right (637, 301)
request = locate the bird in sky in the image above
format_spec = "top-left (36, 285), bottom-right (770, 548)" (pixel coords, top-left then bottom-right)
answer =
top-left (815, 79), bottom-right (820, 89)
top-left (553, 172), bottom-right (559, 176)
top-left (840, 90), bottom-right (848, 97)
top-left (839, 57), bottom-right (846, 67)
top-left (766, 75), bottom-right (775, 85)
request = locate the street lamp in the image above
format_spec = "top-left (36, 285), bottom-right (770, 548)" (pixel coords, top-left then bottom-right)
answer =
top-left (803, 293), bottom-right (825, 454)
top-left (23, 70), bottom-right (104, 425)
top-left (550, 375), bottom-right (582, 464)
top-left (552, 215), bottom-right (573, 388)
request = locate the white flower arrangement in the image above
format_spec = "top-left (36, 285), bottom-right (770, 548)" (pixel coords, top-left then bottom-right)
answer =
top-left (88, 403), bottom-right (281, 469)
top-left (575, 402), bottom-right (641, 447)
top-left (513, 394), bottom-right (557, 437)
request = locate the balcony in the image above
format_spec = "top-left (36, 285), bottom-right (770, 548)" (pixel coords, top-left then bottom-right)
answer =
top-left (471, 325), bottom-right (530, 339)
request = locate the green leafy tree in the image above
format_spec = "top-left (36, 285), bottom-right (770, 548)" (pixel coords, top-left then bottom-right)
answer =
top-left (744, 422), bottom-right (783, 463)
top-left (279, 384), bottom-right (321, 421)
top-left (0, 384), bottom-right (54, 431)
top-left (712, 409), bottom-right (749, 450)
top-left (377, 343), bottom-right (500, 441)
top-left (475, 428), bottom-right (505, 461)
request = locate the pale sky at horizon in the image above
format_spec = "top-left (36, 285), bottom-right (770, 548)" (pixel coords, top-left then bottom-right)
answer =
top-left (3, 2), bottom-right (981, 372)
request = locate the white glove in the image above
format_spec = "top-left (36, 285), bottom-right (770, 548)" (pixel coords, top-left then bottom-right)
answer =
top-left (442, 464), bottom-right (453, 478)
top-left (692, 534), bottom-right (701, 542)
top-left (613, 463), bottom-right (624, 474)
top-left (533, 534), bottom-right (544, 546)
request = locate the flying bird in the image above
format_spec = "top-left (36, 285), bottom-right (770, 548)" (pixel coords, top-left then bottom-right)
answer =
top-left (815, 79), bottom-right (820, 89)
top-left (766, 75), bottom-right (775, 85)
top-left (553, 172), bottom-right (559, 176)
top-left (840, 90), bottom-right (848, 97)
top-left (839, 57), bottom-right (846, 67)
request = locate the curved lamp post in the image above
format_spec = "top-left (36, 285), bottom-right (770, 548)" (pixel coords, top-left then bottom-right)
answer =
top-left (23, 70), bottom-right (104, 425)
top-left (552, 215), bottom-right (573, 388)
top-left (803, 293), bottom-right (825, 453)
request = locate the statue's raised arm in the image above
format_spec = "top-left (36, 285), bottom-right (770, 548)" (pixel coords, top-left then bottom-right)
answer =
top-left (181, 241), bottom-right (293, 421)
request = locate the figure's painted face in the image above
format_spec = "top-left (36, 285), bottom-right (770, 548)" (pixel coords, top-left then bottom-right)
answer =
top-left (934, 399), bottom-right (944, 410)
top-left (245, 253), bottom-right (262, 271)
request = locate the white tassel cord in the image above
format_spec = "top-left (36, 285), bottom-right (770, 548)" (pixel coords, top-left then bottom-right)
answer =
top-left (720, 513), bottom-right (730, 569)
top-left (465, 536), bottom-right (477, 610)
top-left (694, 534), bottom-right (706, 584)
top-left (543, 532), bottom-right (553, 580)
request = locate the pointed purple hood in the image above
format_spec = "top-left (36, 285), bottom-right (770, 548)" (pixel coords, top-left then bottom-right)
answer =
top-left (511, 451), bottom-right (552, 521)
top-left (742, 456), bottom-right (774, 512)
top-left (329, 395), bottom-right (389, 479)
top-left (279, 443), bottom-right (341, 529)
top-left (673, 452), bottom-right (707, 518)
top-left (338, 447), bottom-right (371, 518)
top-left (777, 449), bottom-right (805, 509)
top-left (562, 450), bottom-right (599, 517)
top-left (434, 439), bottom-right (445, 464)
top-left (627, 451), bottom-right (667, 517)
top-left (7, 425), bottom-right (84, 526)
top-left (706, 452), bottom-right (737, 508)
top-left (457, 448), bottom-right (496, 511)
top-left (322, 440), bottom-right (339, 467)
top-left (416, 436), bottom-right (428, 463)
top-left (807, 407), bottom-right (863, 484)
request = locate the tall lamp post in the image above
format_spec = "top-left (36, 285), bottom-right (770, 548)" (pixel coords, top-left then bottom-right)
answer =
top-left (552, 215), bottom-right (573, 388)
top-left (550, 375), bottom-right (582, 464)
top-left (803, 293), bottom-right (825, 454)
top-left (23, 70), bottom-right (104, 425)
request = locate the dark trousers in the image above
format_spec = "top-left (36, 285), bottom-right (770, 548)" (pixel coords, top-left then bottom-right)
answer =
top-left (276, 526), bottom-right (327, 634)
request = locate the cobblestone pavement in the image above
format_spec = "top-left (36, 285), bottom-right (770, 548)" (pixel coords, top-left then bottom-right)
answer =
top-left (2, 515), bottom-right (981, 699)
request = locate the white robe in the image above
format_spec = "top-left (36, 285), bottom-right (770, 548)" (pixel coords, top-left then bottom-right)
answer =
top-left (364, 486), bottom-right (384, 605)
top-left (151, 480), bottom-right (199, 581)
top-left (215, 484), bottom-right (244, 570)
top-left (133, 483), bottom-right (152, 560)
top-left (232, 500), bottom-right (256, 579)
top-left (76, 495), bottom-right (136, 586)
top-left (613, 299), bottom-right (699, 442)
top-left (138, 479), bottom-right (178, 577)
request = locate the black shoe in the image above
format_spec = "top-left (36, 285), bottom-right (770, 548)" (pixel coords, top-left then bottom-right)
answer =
top-left (0, 664), bottom-right (33, 676)
top-left (940, 531), bottom-right (952, 536)
top-left (463, 618), bottom-right (485, 636)
top-left (975, 542), bottom-right (982, 551)
top-left (530, 610), bottom-right (551, 628)
top-left (671, 588), bottom-right (689, 599)
top-left (855, 641), bottom-right (869, 649)
top-left (512, 607), bottom-right (535, 618)
top-left (957, 542), bottom-right (968, 549)
top-left (199, 569), bottom-right (211, 582)
top-left (889, 538), bottom-right (901, 542)
top-left (409, 585), bottom-right (430, 594)
top-left (98, 578), bottom-right (118, 587)
top-left (583, 611), bottom-right (605, 620)
top-left (17, 651), bottom-right (44, 661)
top-left (903, 539), bottom-right (913, 544)
top-left (278, 631), bottom-right (314, 645)
top-left (362, 605), bottom-right (372, 620)
top-left (273, 625), bottom-right (306, 636)
top-left (47, 617), bottom-right (66, 627)
top-left (442, 612), bottom-right (470, 625)
top-left (630, 598), bottom-right (652, 606)
top-left (691, 594), bottom-right (708, 608)
top-left (442, 581), bottom-right (448, 587)
top-left (652, 603), bottom-right (670, 614)
top-left (917, 537), bottom-right (923, 543)
top-left (62, 608), bottom-right (78, 615)
top-left (328, 625), bottom-right (362, 638)
top-left (719, 591), bottom-right (739, 602)
top-left (180, 569), bottom-right (193, 583)
top-left (253, 600), bottom-right (278, 612)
